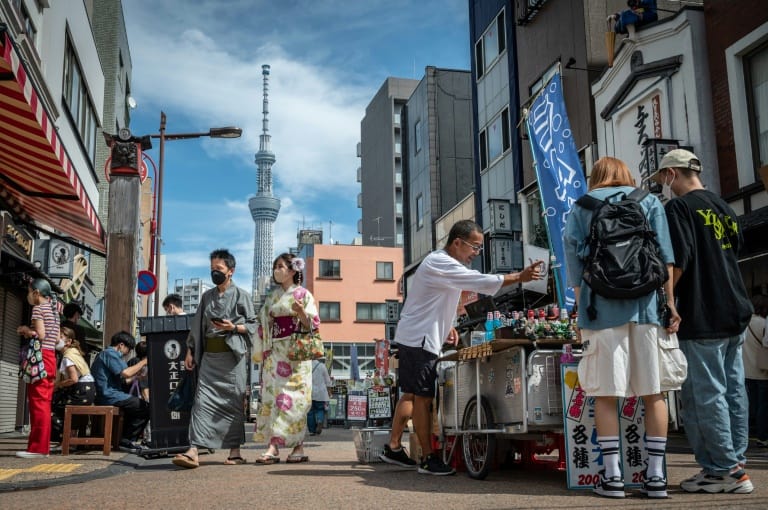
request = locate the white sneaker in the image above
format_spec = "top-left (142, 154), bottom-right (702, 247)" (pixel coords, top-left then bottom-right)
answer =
top-left (15, 451), bottom-right (48, 458)
top-left (681, 469), bottom-right (754, 494)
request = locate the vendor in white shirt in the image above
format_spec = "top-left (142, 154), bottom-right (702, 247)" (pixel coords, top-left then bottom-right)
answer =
top-left (378, 219), bottom-right (544, 475)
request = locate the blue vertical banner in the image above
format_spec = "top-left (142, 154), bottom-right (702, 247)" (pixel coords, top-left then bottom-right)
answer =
top-left (525, 72), bottom-right (587, 309)
top-left (349, 343), bottom-right (359, 381)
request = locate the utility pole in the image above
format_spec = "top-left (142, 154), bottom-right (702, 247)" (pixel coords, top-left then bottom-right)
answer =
top-left (102, 129), bottom-right (151, 341)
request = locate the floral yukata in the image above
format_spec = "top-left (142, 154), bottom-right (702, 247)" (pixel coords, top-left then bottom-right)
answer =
top-left (253, 285), bottom-right (320, 448)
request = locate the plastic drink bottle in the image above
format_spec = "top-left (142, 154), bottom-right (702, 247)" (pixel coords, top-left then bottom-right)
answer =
top-left (485, 312), bottom-right (495, 342)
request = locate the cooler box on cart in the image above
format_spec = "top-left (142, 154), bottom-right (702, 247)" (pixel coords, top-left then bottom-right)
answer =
top-left (138, 314), bottom-right (194, 457)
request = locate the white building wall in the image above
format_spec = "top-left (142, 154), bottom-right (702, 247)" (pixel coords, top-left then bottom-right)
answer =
top-left (36, 1), bottom-right (105, 209)
top-left (592, 9), bottom-right (718, 193)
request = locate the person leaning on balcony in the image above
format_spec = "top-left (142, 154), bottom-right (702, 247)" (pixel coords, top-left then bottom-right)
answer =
top-left (378, 219), bottom-right (544, 475)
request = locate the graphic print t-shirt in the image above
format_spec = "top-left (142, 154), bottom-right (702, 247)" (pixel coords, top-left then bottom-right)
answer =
top-left (665, 189), bottom-right (752, 339)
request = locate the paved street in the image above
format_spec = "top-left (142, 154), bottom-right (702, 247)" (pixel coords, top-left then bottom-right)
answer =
top-left (1, 425), bottom-right (767, 509)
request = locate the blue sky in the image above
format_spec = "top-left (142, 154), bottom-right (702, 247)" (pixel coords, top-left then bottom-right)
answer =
top-left (122, 0), bottom-right (469, 292)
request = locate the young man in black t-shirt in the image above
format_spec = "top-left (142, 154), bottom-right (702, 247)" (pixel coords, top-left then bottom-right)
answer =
top-left (651, 149), bottom-right (754, 494)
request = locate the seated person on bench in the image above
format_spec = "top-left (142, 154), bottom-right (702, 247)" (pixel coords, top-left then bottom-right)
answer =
top-left (91, 331), bottom-right (150, 453)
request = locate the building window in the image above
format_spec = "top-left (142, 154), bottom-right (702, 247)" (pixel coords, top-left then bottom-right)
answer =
top-left (526, 190), bottom-right (548, 249)
top-left (479, 107), bottom-right (510, 170)
top-left (356, 302), bottom-right (387, 322)
top-left (319, 302), bottom-right (340, 321)
top-left (15, 0), bottom-right (37, 46)
top-left (529, 61), bottom-right (560, 98)
top-left (416, 194), bottom-right (424, 230)
top-left (414, 119), bottom-right (422, 153)
top-left (63, 36), bottom-right (98, 166)
top-left (745, 40), bottom-right (768, 172)
top-left (319, 259), bottom-right (341, 278)
top-left (327, 342), bottom-right (377, 379)
top-left (376, 261), bottom-right (394, 280)
top-left (474, 9), bottom-right (506, 81)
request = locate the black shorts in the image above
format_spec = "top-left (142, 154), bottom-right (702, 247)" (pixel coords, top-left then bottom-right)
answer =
top-left (397, 343), bottom-right (439, 398)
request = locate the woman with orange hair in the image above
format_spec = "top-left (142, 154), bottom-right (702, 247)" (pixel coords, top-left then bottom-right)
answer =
top-left (564, 157), bottom-right (680, 499)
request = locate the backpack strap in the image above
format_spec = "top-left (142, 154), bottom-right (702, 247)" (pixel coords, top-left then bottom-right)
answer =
top-left (576, 193), bottom-right (603, 210)
top-left (627, 188), bottom-right (649, 202)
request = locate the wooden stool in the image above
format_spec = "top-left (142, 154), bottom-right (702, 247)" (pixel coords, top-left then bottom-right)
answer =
top-left (61, 405), bottom-right (123, 455)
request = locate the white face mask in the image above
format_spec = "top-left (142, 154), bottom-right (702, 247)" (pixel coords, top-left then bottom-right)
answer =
top-left (661, 172), bottom-right (676, 200)
top-left (55, 340), bottom-right (66, 351)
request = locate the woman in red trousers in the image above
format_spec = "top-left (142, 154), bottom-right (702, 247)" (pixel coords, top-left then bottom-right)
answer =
top-left (16, 279), bottom-right (60, 458)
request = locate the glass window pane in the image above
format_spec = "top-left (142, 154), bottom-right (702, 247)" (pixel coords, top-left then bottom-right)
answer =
top-left (373, 304), bottom-right (387, 321)
top-left (376, 261), bottom-right (393, 279)
top-left (488, 114), bottom-right (502, 162)
top-left (483, 19), bottom-right (499, 70)
top-left (415, 119), bottom-right (422, 152)
top-left (475, 40), bottom-right (484, 79)
top-left (749, 45), bottom-right (768, 166)
top-left (497, 11), bottom-right (506, 54)
top-left (480, 130), bottom-right (488, 169)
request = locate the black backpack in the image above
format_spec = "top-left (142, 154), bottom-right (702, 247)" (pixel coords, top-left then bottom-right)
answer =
top-left (576, 188), bottom-right (668, 320)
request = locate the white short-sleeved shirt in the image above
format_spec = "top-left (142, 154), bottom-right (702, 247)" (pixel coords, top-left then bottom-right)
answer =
top-left (59, 357), bottom-right (95, 382)
top-left (394, 250), bottom-right (503, 355)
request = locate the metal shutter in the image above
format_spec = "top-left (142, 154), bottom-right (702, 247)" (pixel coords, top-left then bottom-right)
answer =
top-left (0, 288), bottom-right (23, 433)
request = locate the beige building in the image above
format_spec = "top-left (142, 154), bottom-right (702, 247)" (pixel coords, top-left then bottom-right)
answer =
top-left (301, 243), bottom-right (402, 380)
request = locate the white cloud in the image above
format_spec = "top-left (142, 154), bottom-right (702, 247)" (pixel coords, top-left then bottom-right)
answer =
top-left (122, 0), bottom-right (468, 294)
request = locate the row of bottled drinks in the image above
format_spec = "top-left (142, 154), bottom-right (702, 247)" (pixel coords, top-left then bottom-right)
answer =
top-left (480, 305), bottom-right (579, 342)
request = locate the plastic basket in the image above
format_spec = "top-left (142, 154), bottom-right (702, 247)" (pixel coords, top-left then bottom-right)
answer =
top-left (353, 428), bottom-right (390, 464)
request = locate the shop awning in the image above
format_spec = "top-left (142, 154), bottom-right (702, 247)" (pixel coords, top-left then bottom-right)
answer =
top-left (0, 30), bottom-right (106, 254)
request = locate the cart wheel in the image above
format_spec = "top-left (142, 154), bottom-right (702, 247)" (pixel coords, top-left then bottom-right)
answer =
top-left (461, 396), bottom-right (495, 480)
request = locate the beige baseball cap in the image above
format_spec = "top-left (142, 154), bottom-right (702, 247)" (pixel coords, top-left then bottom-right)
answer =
top-left (649, 148), bottom-right (702, 183)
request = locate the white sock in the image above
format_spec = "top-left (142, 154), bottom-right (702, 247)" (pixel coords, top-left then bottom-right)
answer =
top-left (645, 436), bottom-right (667, 478)
top-left (598, 436), bottom-right (621, 479)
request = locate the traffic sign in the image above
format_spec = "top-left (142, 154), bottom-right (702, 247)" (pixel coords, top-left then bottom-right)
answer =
top-left (137, 269), bottom-right (157, 295)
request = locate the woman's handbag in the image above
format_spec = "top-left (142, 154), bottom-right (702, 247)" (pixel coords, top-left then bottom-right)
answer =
top-left (748, 324), bottom-right (768, 371)
top-left (287, 327), bottom-right (324, 362)
top-left (167, 369), bottom-right (197, 412)
top-left (19, 336), bottom-right (47, 384)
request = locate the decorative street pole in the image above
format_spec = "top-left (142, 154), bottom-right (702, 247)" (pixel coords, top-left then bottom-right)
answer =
top-left (150, 112), bottom-right (242, 315)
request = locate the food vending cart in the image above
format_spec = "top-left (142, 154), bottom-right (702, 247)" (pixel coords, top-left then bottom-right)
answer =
top-left (438, 337), bottom-right (575, 479)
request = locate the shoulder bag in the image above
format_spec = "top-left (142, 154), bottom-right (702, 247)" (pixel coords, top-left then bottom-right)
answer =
top-left (288, 324), bottom-right (324, 362)
top-left (19, 336), bottom-right (47, 384)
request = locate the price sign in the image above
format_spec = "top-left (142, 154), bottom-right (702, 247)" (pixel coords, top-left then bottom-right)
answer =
top-left (346, 394), bottom-right (367, 420)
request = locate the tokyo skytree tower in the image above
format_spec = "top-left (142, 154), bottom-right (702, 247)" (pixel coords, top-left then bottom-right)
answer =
top-left (250, 64), bottom-right (281, 302)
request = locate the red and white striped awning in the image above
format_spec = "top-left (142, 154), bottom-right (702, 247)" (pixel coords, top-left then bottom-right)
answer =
top-left (0, 31), bottom-right (106, 254)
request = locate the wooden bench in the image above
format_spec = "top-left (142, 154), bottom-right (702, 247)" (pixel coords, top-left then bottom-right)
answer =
top-left (61, 405), bottom-right (123, 455)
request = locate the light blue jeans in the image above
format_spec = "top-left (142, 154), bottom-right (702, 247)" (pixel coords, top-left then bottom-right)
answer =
top-left (679, 332), bottom-right (749, 476)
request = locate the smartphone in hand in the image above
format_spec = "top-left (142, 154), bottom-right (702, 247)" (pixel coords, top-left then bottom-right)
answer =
top-left (210, 317), bottom-right (225, 324)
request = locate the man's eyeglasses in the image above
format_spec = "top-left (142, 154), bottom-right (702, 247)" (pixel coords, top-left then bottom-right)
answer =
top-left (460, 239), bottom-right (483, 253)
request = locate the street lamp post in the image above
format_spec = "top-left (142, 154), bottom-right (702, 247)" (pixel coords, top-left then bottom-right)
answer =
top-left (151, 111), bottom-right (242, 315)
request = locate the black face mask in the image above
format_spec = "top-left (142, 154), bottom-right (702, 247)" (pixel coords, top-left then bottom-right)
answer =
top-left (211, 270), bottom-right (228, 285)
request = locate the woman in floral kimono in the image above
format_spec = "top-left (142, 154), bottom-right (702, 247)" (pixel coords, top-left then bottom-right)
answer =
top-left (253, 253), bottom-right (320, 464)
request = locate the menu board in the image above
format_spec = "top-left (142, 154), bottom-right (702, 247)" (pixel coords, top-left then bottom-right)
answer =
top-left (367, 388), bottom-right (392, 419)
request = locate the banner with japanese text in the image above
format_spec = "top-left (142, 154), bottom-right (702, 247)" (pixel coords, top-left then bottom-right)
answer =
top-left (525, 72), bottom-right (587, 309)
